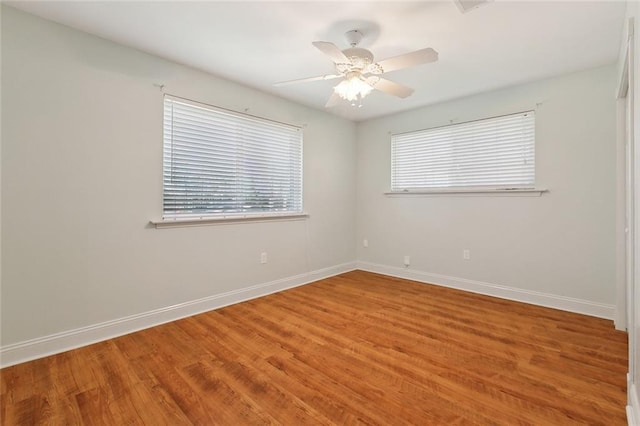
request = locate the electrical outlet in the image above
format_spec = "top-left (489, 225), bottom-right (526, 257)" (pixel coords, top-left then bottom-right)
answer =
top-left (463, 249), bottom-right (470, 260)
top-left (403, 255), bottom-right (410, 267)
top-left (363, 239), bottom-right (369, 248)
top-left (261, 252), bottom-right (268, 264)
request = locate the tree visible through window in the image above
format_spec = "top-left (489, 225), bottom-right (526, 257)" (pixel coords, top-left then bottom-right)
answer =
top-left (163, 96), bottom-right (303, 219)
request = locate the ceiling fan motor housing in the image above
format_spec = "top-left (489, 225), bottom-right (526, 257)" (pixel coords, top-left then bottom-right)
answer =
top-left (338, 47), bottom-right (374, 73)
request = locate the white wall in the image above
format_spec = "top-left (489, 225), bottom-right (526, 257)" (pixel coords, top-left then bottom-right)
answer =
top-left (356, 65), bottom-right (618, 312)
top-left (0, 6), bottom-right (357, 349)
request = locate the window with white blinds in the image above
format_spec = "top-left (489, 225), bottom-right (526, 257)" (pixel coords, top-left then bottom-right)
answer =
top-left (163, 96), bottom-right (303, 219)
top-left (391, 111), bottom-right (535, 191)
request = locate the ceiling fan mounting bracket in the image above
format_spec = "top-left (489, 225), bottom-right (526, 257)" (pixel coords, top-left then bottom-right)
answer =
top-left (344, 29), bottom-right (364, 47)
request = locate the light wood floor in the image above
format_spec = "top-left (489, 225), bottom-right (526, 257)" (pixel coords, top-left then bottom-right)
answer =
top-left (1, 271), bottom-right (628, 425)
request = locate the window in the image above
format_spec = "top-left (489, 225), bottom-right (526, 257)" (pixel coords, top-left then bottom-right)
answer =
top-left (391, 111), bottom-right (535, 191)
top-left (163, 96), bottom-right (303, 219)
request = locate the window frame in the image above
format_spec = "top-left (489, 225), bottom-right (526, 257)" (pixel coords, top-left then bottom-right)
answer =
top-left (158, 95), bottom-right (304, 225)
top-left (389, 111), bottom-right (543, 195)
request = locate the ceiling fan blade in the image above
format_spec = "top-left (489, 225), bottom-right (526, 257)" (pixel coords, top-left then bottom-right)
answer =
top-left (325, 92), bottom-right (342, 108)
top-left (374, 48), bottom-right (438, 73)
top-left (367, 77), bottom-right (414, 98)
top-left (274, 74), bottom-right (342, 87)
top-left (312, 41), bottom-right (350, 64)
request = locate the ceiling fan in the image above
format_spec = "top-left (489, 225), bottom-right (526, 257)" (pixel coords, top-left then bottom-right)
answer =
top-left (274, 30), bottom-right (438, 108)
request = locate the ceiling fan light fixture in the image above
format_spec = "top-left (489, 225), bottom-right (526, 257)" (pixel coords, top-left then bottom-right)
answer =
top-left (334, 74), bottom-right (373, 104)
top-left (274, 30), bottom-right (439, 109)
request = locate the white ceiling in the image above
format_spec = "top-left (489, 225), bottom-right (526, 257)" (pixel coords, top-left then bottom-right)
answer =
top-left (6, 1), bottom-right (627, 122)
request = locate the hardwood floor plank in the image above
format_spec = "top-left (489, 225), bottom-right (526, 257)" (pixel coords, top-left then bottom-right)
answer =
top-left (178, 315), bottom-right (336, 424)
top-left (179, 361), bottom-right (280, 425)
top-left (75, 388), bottom-right (118, 426)
top-left (136, 354), bottom-right (216, 425)
top-left (0, 270), bottom-right (628, 424)
top-left (126, 358), bottom-right (195, 425)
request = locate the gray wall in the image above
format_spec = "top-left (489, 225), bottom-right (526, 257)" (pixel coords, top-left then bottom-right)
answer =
top-left (1, 6), bottom-right (357, 346)
top-left (356, 65), bottom-right (617, 305)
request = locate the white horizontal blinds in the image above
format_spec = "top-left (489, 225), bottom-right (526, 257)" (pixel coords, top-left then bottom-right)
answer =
top-left (163, 97), bottom-right (303, 218)
top-left (391, 111), bottom-right (535, 190)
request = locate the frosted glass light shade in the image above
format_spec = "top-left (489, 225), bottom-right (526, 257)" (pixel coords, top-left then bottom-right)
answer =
top-left (334, 77), bottom-right (373, 102)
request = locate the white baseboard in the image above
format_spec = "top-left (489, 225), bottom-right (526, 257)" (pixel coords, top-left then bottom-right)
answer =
top-left (0, 262), bottom-right (357, 368)
top-left (629, 382), bottom-right (640, 426)
top-left (357, 261), bottom-right (615, 320)
top-left (0, 261), bottom-right (617, 368)
top-left (615, 311), bottom-right (627, 331)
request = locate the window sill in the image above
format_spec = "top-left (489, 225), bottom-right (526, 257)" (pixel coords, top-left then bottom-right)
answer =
top-left (150, 213), bottom-right (309, 229)
top-left (385, 188), bottom-right (548, 197)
